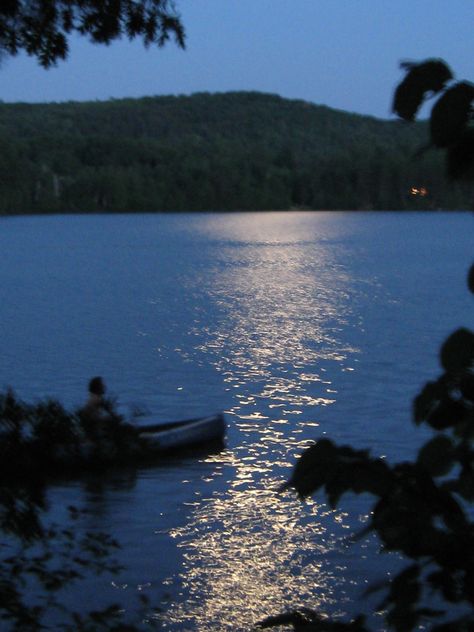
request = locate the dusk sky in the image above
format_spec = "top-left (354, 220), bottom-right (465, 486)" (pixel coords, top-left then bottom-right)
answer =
top-left (1, 0), bottom-right (473, 119)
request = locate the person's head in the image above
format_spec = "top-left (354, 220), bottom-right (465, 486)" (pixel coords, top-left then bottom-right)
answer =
top-left (88, 376), bottom-right (105, 396)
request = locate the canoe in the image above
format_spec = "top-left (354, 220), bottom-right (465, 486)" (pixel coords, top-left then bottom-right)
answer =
top-left (137, 412), bottom-right (226, 453)
top-left (0, 412), bottom-right (226, 481)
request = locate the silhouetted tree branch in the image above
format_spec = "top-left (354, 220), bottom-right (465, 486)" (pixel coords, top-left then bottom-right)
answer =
top-left (393, 58), bottom-right (474, 179)
top-left (0, 0), bottom-right (185, 68)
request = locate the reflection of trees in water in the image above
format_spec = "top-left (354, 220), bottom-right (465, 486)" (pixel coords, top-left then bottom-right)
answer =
top-left (0, 482), bottom-right (127, 630)
top-left (0, 391), bottom-right (153, 631)
top-left (0, 477), bottom-right (177, 630)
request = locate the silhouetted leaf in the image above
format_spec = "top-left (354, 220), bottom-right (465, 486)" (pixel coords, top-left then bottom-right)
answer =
top-left (415, 607), bottom-right (445, 619)
top-left (459, 372), bottom-right (474, 403)
top-left (430, 82), bottom-right (474, 148)
top-left (256, 609), bottom-right (368, 630)
top-left (256, 609), bottom-right (317, 629)
top-left (440, 328), bottom-right (474, 373)
top-left (446, 129), bottom-right (474, 180)
top-left (450, 469), bottom-right (474, 501)
top-left (417, 436), bottom-right (454, 477)
top-left (427, 398), bottom-right (467, 430)
top-left (380, 566), bottom-right (424, 631)
top-left (428, 569), bottom-right (461, 603)
top-left (393, 59), bottom-right (453, 121)
top-left (413, 380), bottom-right (447, 425)
top-left (438, 490), bottom-right (468, 531)
top-left (380, 564), bottom-right (420, 607)
top-left (283, 440), bottom-right (392, 503)
top-left (281, 439), bottom-right (336, 497)
top-left (370, 465), bottom-right (458, 557)
top-left (372, 493), bottom-right (430, 556)
top-left (468, 264), bottom-right (474, 294)
top-left (432, 617), bottom-right (474, 632)
top-left (350, 459), bottom-right (394, 497)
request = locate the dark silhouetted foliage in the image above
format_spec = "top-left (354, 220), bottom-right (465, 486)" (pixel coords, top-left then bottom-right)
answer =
top-left (430, 83), bottom-right (474, 149)
top-left (394, 59), bottom-right (474, 182)
top-left (0, 389), bottom-right (144, 478)
top-left (393, 59), bottom-right (453, 122)
top-left (447, 129), bottom-right (474, 180)
top-left (257, 609), bottom-right (368, 631)
top-left (0, 0), bottom-right (185, 68)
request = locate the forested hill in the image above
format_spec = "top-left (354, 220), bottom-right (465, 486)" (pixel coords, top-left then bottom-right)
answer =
top-left (0, 91), bottom-right (471, 214)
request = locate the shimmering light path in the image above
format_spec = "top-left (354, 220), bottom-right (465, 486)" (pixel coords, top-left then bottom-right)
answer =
top-left (155, 213), bottom-right (365, 628)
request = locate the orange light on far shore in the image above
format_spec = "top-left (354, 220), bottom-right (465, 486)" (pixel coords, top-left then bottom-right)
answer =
top-left (410, 186), bottom-right (428, 197)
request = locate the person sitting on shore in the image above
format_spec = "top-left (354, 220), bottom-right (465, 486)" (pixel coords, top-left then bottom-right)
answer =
top-left (82, 376), bottom-right (108, 423)
top-left (79, 376), bottom-right (140, 459)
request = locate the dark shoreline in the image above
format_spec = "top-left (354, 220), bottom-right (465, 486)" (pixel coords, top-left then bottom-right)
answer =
top-left (1, 208), bottom-right (472, 219)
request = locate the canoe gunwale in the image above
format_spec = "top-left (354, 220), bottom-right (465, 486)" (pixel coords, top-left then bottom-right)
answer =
top-left (137, 412), bottom-right (226, 452)
top-left (137, 413), bottom-right (224, 435)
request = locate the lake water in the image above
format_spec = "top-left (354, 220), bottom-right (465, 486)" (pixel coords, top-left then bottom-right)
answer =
top-left (0, 211), bottom-right (472, 630)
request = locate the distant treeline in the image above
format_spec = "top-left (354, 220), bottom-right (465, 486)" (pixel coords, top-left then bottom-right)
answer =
top-left (0, 91), bottom-right (472, 214)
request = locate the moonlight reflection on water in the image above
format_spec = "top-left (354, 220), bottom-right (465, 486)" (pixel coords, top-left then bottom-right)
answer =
top-left (158, 213), bottom-right (362, 629)
top-left (164, 474), bottom-right (349, 630)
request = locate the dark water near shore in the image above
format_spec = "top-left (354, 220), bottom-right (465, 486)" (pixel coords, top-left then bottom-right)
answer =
top-left (0, 211), bottom-right (472, 630)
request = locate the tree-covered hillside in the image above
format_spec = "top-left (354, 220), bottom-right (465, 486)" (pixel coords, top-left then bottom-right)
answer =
top-left (0, 91), bottom-right (471, 213)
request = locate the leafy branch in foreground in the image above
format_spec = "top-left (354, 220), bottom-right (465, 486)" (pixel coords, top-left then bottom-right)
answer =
top-left (258, 60), bottom-right (474, 632)
top-left (393, 58), bottom-right (474, 179)
top-left (0, 0), bottom-right (185, 68)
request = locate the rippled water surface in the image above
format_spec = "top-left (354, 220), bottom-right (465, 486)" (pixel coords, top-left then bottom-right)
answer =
top-left (0, 211), bottom-right (472, 630)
